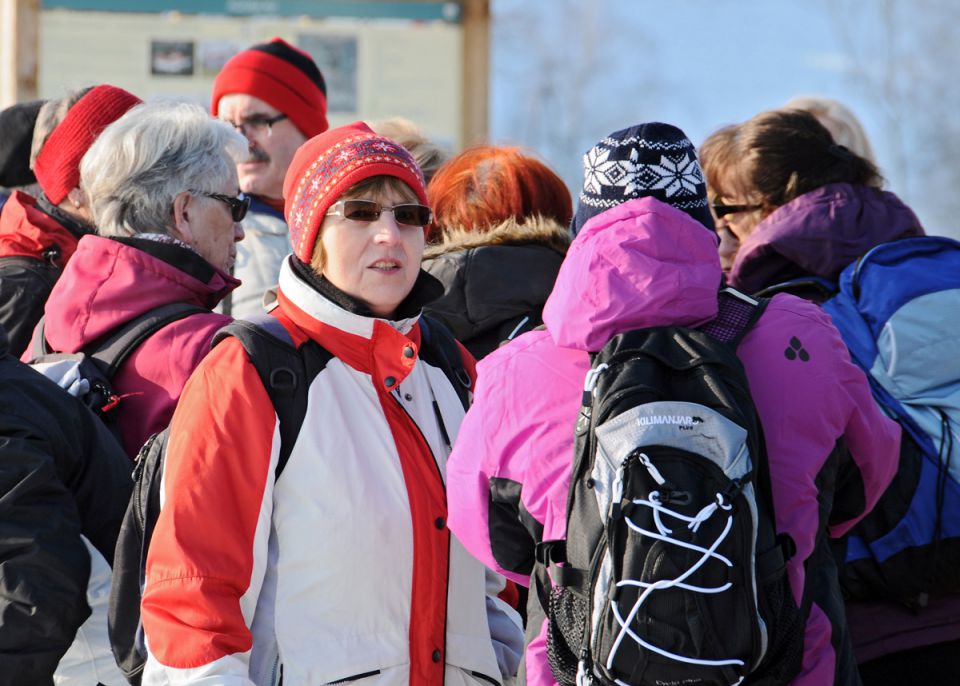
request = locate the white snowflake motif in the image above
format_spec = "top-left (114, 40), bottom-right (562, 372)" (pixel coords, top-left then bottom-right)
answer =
top-left (371, 141), bottom-right (396, 153)
top-left (645, 153), bottom-right (704, 197)
top-left (334, 149), bottom-right (353, 164)
top-left (309, 176), bottom-right (322, 193)
top-left (294, 209), bottom-right (305, 226)
top-left (582, 145), bottom-right (639, 195)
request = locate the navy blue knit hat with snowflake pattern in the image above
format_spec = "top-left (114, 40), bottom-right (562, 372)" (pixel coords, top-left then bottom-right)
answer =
top-left (571, 122), bottom-right (715, 236)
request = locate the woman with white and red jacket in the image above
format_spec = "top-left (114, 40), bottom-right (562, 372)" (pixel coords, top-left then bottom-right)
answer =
top-left (445, 123), bottom-right (900, 686)
top-left (141, 122), bottom-right (523, 686)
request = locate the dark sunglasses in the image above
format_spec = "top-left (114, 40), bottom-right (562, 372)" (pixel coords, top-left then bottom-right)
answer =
top-left (325, 199), bottom-right (433, 227)
top-left (711, 200), bottom-right (763, 218)
top-left (195, 191), bottom-right (251, 222)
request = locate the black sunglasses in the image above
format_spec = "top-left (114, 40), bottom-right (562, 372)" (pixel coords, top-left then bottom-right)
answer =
top-left (195, 191), bottom-right (251, 222)
top-left (711, 200), bottom-right (763, 218)
top-left (326, 199), bottom-right (433, 227)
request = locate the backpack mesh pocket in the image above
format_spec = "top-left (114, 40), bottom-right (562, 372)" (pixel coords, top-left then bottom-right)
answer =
top-left (547, 586), bottom-right (588, 685)
top-left (747, 572), bottom-right (804, 685)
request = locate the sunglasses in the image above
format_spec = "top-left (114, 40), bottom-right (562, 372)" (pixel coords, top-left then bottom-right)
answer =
top-left (325, 199), bottom-right (433, 227)
top-left (194, 191), bottom-right (251, 222)
top-left (711, 200), bottom-right (763, 218)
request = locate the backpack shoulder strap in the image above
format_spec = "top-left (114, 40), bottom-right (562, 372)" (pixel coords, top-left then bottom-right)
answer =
top-left (213, 312), bottom-right (332, 477)
top-left (419, 314), bottom-right (471, 410)
top-left (87, 302), bottom-right (209, 377)
top-left (30, 315), bottom-right (51, 358)
top-left (699, 288), bottom-right (769, 349)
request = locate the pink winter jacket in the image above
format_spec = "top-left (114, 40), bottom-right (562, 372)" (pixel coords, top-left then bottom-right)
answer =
top-left (446, 197), bottom-right (900, 686)
top-left (34, 235), bottom-right (238, 458)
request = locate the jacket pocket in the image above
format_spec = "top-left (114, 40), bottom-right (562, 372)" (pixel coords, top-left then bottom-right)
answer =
top-left (327, 669), bottom-right (381, 684)
top-left (470, 670), bottom-right (502, 686)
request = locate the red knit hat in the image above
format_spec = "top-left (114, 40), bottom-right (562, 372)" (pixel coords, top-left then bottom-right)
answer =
top-left (33, 85), bottom-right (141, 205)
top-left (211, 37), bottom-right (328, 139)
top-left (283, 121), bottom-right (428, 263)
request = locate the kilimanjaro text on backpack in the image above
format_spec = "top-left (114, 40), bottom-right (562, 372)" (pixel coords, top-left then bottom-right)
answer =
top-left (820, 235), bottom-right (960, 605)
top-left (534, 289), bottom-right (804, 686)
top-left (107, 312), bottom-right (469, 684)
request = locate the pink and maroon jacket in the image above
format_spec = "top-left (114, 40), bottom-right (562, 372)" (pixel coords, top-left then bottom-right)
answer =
top-left (446, 197), bottom-right (900, 686)
top-left (34, 234), bottom-right (238, 458)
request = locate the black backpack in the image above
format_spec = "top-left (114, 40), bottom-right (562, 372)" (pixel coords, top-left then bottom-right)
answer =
top-left (107, 312), bottom-right (468, 684)
top-left (534, 290), bottom-right (805, 686)
top-left (28, 302), bottom-right (207, 440)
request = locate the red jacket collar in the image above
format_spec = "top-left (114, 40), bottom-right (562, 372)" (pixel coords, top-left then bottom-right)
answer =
top-left (0, 191), bottom-right (81, 267)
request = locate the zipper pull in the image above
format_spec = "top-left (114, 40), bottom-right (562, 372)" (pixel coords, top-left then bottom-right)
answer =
top-left (432, 399), bottom-right (452, 450)
top-left (639, 452), bottom-right (667, 486)
top-left (583, 363), bottom-right (609, 393)
top-left (610, 458), bottom-right (625, 520)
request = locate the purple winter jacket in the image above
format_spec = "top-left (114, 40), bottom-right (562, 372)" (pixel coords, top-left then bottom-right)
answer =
top-left (446, 197), bottom-right (900, 686)
top-left (34, 235), bottom-right (238, 458)
top-left (727, 183), bottom-right (923, 295)
top-left (725, 183), bottom-right (960, 665)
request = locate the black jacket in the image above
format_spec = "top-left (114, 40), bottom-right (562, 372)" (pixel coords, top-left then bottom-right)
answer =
top-left (0, 255), bottom-right (59, 357)
top-left (0, 325), bottom-right (132, 684)
top-left (422, 216), bottom-right (570, 359)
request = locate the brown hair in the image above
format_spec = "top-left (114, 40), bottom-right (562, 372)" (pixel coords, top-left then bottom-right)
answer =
top-left (699, 124), bottom-right (740, 203)
top-left (729, 109), bottom-right (882, 212)
top-left (310, 175), bottom-right (419, 273)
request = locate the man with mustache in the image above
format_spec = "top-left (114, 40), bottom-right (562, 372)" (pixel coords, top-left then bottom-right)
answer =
top-left (211, 37), bottom-right (330, 316)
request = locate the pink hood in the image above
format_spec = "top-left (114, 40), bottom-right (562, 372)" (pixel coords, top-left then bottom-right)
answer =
top-left (543, 196), bottom-right (722, 351)
top-left (39, 235), bottom-right (238, 457)
top-left (446, 197), bottom-right (899, 686)
top-left (43, 236), bottom-right (235, 349)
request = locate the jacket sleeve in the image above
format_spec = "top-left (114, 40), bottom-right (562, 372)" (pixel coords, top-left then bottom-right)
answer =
top-left (447, 345), bottom-right (557, 587)
top-left (484, 568), bottom-right (524, 681)
top-left (0, 259), bottom-right (57, 359)
top-left (826, 326), bottom-right (901, 539)
top-left (0, 399), bottom-right (91, 684)
top-left (141, 339), bottom-right (278, 685)
top-left (447, 357), bottom-right (530, 586)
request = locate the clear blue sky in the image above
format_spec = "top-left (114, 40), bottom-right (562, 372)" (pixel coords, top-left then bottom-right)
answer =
top-left (489, 0), bottom-right (959, 239)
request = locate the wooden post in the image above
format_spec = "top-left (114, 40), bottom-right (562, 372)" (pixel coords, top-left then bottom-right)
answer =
top-left (460, 0), bottom-right (489, 147)
top-left (0, 0), bottom-right (40, 108)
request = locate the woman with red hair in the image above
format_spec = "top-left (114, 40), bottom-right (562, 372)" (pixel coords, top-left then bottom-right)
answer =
top-left (423, 145), bottom-right (572, 358)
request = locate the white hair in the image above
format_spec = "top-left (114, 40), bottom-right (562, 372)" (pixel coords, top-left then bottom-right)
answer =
top-left (80, 101), bottom-right (247, 237)
top-left (30, 87), bottom-right (92, 169)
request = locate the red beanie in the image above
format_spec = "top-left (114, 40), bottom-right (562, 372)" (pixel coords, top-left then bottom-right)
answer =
top-left (284, 121), bottom-right (428, 263)
top-left (33, 85), bottom-right (141, 205)
top-left (211, 37), bottom-right (328, 139)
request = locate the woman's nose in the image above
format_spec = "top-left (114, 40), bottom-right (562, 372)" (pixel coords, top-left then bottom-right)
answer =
top-left (373, 212), bottom-right (402, 243)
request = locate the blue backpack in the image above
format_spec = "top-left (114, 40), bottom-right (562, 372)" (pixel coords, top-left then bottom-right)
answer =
top-left (818, 236), bottom-right (960, 604)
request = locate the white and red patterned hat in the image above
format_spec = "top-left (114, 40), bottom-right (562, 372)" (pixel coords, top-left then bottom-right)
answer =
top-left (283, 121), bottom-right (427, 262)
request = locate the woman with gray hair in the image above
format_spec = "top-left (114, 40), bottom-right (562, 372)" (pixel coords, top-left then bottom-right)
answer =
top-left (34, 101), bottom-right (248, 459)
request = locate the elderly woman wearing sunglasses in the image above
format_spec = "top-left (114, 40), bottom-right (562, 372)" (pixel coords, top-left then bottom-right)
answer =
top-left (140, 122), bottom-right (523, 686)
top-left (33, 101), bottom-right (247, 458)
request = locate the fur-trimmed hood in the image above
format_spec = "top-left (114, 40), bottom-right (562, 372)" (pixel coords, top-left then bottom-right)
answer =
top-left (424, 214), bottom-right (570, 260)
top-left (421, 216), bottom-right (570, 359)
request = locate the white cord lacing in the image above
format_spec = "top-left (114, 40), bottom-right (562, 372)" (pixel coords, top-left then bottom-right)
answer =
top-left (601, 455), bottom-right (745, 686)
